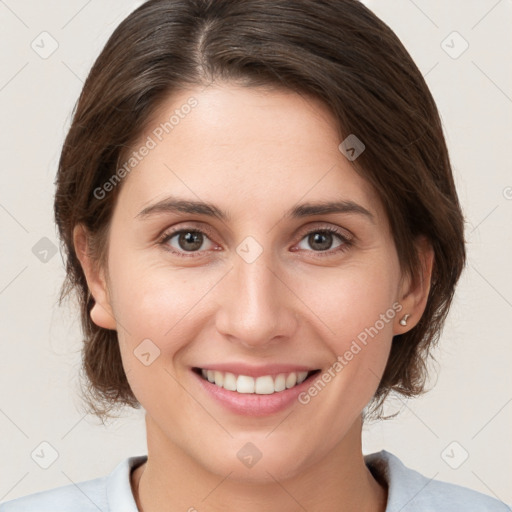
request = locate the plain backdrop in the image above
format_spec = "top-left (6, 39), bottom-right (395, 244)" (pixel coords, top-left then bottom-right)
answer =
top-left (0, 0), bottom-right (511, 506)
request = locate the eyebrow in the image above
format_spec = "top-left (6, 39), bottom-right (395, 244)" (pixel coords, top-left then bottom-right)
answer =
top-left (136, 196), bottom-right (374, 223)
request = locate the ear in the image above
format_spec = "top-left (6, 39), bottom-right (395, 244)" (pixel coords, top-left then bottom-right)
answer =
top-left (394, 236), bottom-right (434, 334)
top-left (73, 224), bottom-right (117, 331)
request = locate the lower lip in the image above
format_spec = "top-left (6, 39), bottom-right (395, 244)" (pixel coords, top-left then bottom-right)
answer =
top-left (192, 369), bottom-right (318, 416)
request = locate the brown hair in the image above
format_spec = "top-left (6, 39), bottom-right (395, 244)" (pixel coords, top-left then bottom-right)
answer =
top-left (54, 0), bottom-right (466, 422)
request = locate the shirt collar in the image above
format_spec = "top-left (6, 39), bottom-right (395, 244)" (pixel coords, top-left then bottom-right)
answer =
top-left (107, 454), bottom-right (147, 512)
top-left (106, 450), bottom-right (411, 512)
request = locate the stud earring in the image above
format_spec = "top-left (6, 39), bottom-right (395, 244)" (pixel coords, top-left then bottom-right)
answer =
top-left (399, 314), bottom-right (410, 326)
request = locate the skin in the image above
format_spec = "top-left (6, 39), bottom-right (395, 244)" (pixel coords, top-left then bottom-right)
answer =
top-left (74, 83), bottom-right (433, 512)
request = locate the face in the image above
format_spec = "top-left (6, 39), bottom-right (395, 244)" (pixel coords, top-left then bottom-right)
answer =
top-left (81, 83), bottom-right (418, 483)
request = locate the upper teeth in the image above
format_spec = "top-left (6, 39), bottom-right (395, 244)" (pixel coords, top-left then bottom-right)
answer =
top-left (201, 369), bottom-right (309, 394)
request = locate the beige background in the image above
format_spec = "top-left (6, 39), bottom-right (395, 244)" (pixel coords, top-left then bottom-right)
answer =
top-left (0, 0), bottom-right (511, 505)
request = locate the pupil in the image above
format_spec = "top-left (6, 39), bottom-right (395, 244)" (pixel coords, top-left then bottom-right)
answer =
top-left (180, 231), bottom-right (202, 251)
top-left (310, 232), bottom-right (332, 251)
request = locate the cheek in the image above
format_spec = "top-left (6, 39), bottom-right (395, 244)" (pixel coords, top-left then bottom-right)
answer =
top-left (109, 250), bottom-right (215, 335)
top-left (292, 257), bottom-right (400, 342)
top-left (291, 261), bottom-right (399, 400)
top-left (107, 256), bottom-right (224, 393)
top-left (109, 265), bottom-right (195, 408)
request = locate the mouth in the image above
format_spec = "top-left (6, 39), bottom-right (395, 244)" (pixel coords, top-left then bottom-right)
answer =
top-left (192, 367), bottom-right (321, 395)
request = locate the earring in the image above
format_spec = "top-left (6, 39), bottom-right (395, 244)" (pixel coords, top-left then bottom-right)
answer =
top-left (399, 314), bottom-right (410, 326)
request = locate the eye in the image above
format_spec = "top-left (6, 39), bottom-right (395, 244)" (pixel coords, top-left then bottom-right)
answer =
top-left (159, 228), bottom-right (217, 256)
top-left (294, 227), bottom-right (352, 256)
top-left (158, 225), bottom-right (352, 258)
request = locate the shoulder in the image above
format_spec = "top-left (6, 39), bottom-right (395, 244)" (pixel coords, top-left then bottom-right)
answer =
top-left (0, 455), bottom-right (147, 512)
top-left (365, 450), bottom-right (511, 512)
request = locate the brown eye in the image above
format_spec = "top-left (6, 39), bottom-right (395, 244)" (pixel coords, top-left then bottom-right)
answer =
top-left (308, 232), bottom-right (336, 251)
top-left (161, 229), bottom-right (215, 255)
top-left (296, 228), bottom-right (349, 254)
top-left (176, 231), bottom-right (204, 251)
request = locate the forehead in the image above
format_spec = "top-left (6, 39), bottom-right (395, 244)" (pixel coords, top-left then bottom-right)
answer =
top-left (115, 84), bottom-right (385, 224)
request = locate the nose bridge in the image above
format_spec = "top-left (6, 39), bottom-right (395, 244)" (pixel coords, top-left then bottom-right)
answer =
top-left (215, 237), bottom-right (297, 347)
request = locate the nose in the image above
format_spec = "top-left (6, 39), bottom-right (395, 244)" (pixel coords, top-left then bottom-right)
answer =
top-left (215, 245), bottom-right (299, 350)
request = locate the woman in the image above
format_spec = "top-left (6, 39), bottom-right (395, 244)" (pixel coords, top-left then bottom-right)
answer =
top-left (1, 0), bottom-right (507, 511)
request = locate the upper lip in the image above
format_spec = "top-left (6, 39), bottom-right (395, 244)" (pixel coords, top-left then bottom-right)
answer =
top-left (193, 363), bottom-right (319, 378)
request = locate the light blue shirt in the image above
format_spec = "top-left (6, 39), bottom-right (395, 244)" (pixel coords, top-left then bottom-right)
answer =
top-left (1, 450), bottom-right (509, 511)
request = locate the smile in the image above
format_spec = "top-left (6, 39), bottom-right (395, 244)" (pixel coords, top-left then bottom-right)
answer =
top-left (193, 368), bottom-right (320, 394)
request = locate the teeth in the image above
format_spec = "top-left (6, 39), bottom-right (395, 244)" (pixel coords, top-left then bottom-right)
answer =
top-left (237, 375), bottom-right (255, 393)
top-left (285, 372), bottom-right (297, 388)
top-left (254, 375), bottom-right (274, 395)
top-left (223, 372), bottom-right (237, 391)
top-left (199, 369), bottom-right (310, 394)
top-left (214, 371), bottom-right (224, 387)
top-left (274, 373), bottom-right (286, 392)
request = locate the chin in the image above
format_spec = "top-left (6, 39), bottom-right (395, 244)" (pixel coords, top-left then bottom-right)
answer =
top-left (197, 438), bottom-right (315, 484)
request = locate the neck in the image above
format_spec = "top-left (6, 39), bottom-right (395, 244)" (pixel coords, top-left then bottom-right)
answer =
top-left (132, 414), bottom-right (387, 512)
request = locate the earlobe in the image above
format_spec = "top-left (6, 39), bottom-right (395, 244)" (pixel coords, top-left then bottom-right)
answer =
top-left (73, 224), bottom-right (117, 331)
top-left (395, 236), bottom-right (434, 334)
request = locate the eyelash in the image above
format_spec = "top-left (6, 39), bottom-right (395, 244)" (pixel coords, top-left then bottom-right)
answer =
top-left (157, 225), bottom-right (353, 259)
